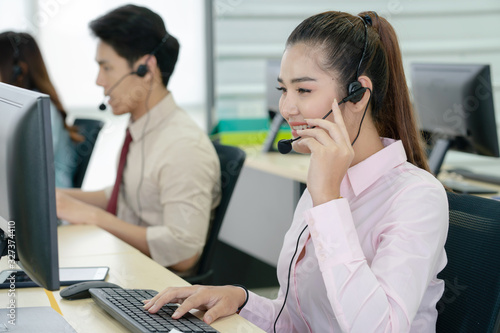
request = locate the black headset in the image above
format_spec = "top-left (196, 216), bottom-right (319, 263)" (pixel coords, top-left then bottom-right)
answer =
top-left (7, 33), bottom-right (23, 84)
top-left (134, 33), bottom-right (170, 77)
top-left (273, 15), bottom-right (373, 332)
top-left (277, 16), bottom-right (370, 154)
top-left (346, 16), bottom-right (370, 103)
top-left (99, 33), bottom-right (170, 110)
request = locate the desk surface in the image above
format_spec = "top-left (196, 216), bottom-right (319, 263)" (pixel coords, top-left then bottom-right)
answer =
top-left (0, 225), bottom-right (264, 333)
top-left (438, 168), bottom-right (500, 199)
top-left (242, 146), bottom-right (500, 198)
top-left (242, 146), bottom-right (310, 183)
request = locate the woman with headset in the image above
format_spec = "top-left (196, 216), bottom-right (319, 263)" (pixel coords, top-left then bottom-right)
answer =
top-left (0, 31), bottom-right (82, 188)
top-left (144, 11), bottom-right (448, 332)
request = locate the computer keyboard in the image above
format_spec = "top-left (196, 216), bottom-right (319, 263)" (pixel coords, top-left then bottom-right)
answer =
top-left (90, 288), bottom-right (219, 333)
top-left (448, 168), bottom-right (500, 186)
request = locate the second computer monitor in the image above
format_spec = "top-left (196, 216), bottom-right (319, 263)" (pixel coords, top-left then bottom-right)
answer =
top-left (411, 63), bottom-right (499, 174)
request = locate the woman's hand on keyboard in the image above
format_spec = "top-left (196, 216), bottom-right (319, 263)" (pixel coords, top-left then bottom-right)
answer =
top-left (143, 285), bottom-right (247, 325)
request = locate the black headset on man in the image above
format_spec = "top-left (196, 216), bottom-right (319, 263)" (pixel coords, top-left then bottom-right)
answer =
top-left (276, 15), bottom-right (372, 154)
top-left (273, 14), bottom-right (374, 332)
top-left (98, 33), bottom-right (170, 111)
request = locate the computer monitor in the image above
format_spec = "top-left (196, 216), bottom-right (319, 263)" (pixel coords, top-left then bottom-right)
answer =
top-left (410, 63), bottom-right (499, 175)
top-left (0, 82), bottom-right (59, 291)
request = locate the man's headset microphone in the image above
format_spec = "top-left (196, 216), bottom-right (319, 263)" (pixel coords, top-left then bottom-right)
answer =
top-left (98, 33), bottom-right (169, 111)
top-left (272, 14), bottom-right (374, 333)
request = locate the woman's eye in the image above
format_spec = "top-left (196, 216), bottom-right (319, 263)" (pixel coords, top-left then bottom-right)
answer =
top-left (276, 86), bottom-right (287, 93)
top-left (297, 88), bottom-right (312, 94)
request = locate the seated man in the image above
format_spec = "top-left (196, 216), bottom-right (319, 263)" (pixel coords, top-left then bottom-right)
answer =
top-left (56, 4), bottom-right (221, 275)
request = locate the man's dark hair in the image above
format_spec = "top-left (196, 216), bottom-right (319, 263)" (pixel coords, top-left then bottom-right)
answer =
top-left (89, 4), bottom-right (179, 87)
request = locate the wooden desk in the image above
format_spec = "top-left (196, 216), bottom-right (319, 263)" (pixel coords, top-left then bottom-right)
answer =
top-left (242, 146), bottom-right (310, 184)
top-left (241, 147), bottom-right (500, 199)
top-left (0, 225), bottom-right (264, 333)
top-left (438, 169), bottom-right (500, 199)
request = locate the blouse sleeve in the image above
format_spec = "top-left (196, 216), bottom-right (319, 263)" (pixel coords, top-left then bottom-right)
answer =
top-left (239, 289), bottom-right (295, 332)
top-left (303, 184), bottom-right (448, 332)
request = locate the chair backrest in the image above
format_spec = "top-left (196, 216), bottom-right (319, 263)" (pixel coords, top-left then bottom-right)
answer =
top-left (72, 118), bottom-right (104, 188)
top-left (185, 142), bottom-right (246, 284)
top-left (436, 192), bottom-right (500, 332)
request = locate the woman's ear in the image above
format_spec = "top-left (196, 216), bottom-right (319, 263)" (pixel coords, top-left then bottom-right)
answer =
top-left (352, 75), bottom-right (373, 113)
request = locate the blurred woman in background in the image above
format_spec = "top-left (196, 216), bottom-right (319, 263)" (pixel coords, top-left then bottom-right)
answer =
top-left (0, 31), bottom-right (82, 187)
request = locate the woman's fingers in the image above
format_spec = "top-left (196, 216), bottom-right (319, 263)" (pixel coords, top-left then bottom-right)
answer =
top-left (202, 300), bottom-right (234, 325)
top-left (297, 121), bottom-right (344, 146)
top-left (300, 99), bottom-right (351, 146)
top-left (170, 288), bottom-right (219, 320)
top-left (144, 286), bottom-right (196, 313)
top-left (331, 99), bottom-right (351, 143)
top-left (143, 285), bottom-right (243, 325)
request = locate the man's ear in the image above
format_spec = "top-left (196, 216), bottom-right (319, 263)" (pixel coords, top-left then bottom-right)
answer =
top-left (134, 54), bottom-right (158, 79)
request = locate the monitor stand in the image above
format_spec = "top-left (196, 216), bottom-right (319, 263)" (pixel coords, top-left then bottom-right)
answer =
top-left (262, 112), bottom-right (284, 153)
top-left (428, 138), bottom-right (451, 176)
top-left (428, 138), bottom-right (498, 195)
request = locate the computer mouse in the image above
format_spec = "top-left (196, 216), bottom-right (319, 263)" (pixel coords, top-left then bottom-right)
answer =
top-left (60, 281), bottom-right (121, 300)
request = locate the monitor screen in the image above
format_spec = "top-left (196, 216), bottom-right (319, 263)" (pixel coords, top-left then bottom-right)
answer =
top-left (410, 63), bottom-right (499, 174)
top-left (0, 82), bottom-right (59, 291)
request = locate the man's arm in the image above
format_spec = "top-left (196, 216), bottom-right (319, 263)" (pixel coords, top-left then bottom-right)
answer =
top-left (57, 188), bottom-right (108, 210)
top-left (56, 191), bottom-right (198, 271)
top-left (56, 191), bottom-right (150, 255)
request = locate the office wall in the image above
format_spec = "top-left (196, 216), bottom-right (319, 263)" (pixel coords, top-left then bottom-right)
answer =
top-left (213, 0), bottom-right (500, 134)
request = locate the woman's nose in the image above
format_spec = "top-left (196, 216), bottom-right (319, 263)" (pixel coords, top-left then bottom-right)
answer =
top-left (279, 95), bottom-right (299, 119)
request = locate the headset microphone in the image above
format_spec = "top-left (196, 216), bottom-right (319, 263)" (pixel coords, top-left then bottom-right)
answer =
top-left (276, 87), bottom-right (367, 154)
top-left (98, 72), bottom-right (134, 111)
top-left (98, 67), bottom-right (150, 111)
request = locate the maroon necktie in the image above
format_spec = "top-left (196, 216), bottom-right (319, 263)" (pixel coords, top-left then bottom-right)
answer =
top-left (106, 129), bottom-right (133, 215)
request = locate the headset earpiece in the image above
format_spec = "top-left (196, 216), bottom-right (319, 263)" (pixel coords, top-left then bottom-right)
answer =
top-left (12, 64), bottom-right (23, 82)
top-left (132, 33), bottom-right (171, 79)
top-left (135, 64), bottom-right (148, 77)
top-left (346, 80), bottom-right (366, 104)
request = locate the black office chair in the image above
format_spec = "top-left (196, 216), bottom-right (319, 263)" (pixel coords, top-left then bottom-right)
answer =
top-left (72, 118), bottom-right (104, 188)
top-left (436, 192), bottom-right (500, 332)
top-left (185, 143), bottom-right (246, 285)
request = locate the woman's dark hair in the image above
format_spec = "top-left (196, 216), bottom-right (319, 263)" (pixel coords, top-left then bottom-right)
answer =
top-left (89, 4), bottom-right (179, 87)
top-left (0, 31), bottom-right (82, 142)
top-left (286, 11), bottom-right (429, 171)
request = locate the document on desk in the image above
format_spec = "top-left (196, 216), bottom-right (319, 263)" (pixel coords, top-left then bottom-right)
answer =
top-left (0, 306), bottom-right (76, 332)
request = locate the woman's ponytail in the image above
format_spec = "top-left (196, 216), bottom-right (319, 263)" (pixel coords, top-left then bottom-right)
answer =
top-left (363, 12), bottom-right (430, 172)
